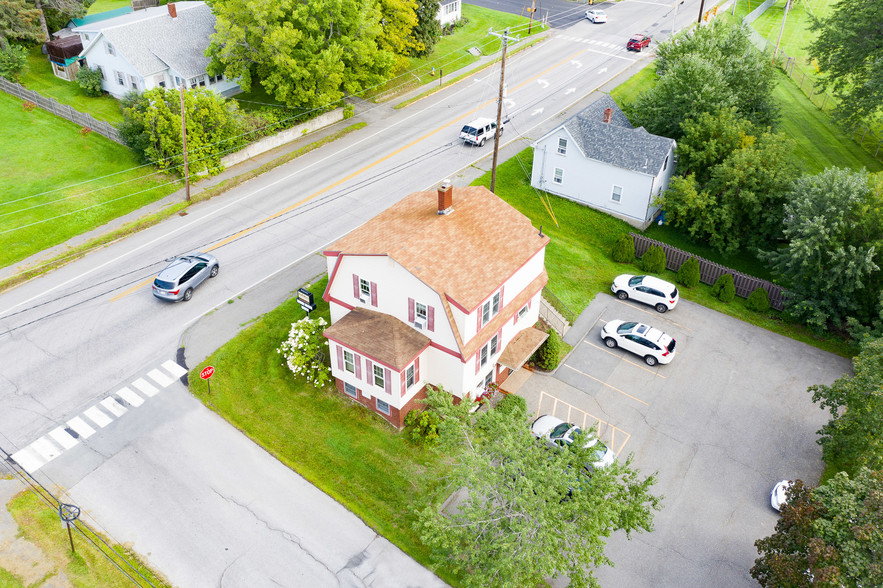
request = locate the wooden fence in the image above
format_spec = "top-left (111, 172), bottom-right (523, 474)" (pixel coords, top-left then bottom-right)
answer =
top-left (630, 233), bottom-right (785, 310)
top-left (0, 77), bottom-right (123, 145)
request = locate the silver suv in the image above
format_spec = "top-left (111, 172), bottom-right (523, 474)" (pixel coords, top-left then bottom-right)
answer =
top-left (152, 253), bottom-right (219, 302)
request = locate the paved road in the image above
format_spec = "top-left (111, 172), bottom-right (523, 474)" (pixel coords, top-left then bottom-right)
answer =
top-left (1, 4), bottom-right (700, 585)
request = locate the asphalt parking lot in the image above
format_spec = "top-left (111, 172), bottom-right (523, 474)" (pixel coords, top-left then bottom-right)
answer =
top-left (517, 292), bottom-right (852, 587)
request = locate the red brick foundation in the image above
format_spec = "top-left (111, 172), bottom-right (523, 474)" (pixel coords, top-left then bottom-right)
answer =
top-left (334, 378), bottom-right (428, 428)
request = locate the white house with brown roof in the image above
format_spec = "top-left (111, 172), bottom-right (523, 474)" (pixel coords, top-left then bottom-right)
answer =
top-left (322, 183), bottom-right (549, 427)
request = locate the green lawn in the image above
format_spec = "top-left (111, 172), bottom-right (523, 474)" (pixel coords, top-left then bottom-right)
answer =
top-left (369, 4), bottom-right (546, 99)
top-left (189, 276), bottom-right (456, 584)
top-left (0, 91), bottom-right (178, 269)
top-left (87, 0), bottom-right (132, 14)
top-left (19, 46), bottom-right (124, 125)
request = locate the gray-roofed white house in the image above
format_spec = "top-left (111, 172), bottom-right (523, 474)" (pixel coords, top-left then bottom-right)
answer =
top-left (531, 96), bottom-right (676, 229)
top-left (72, 2), bottom-right (239, 99)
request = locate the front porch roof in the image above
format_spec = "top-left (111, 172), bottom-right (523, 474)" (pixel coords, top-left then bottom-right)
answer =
top-left (498, 326), bottom-right (549, 370)
top-left (323, 307), bottom-right (430, 371)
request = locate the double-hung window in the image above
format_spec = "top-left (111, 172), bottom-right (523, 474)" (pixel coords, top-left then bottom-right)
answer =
top-left (406, 364), bottom-right (415, 388)
top-left (359, 278), bottom-right (371, 301)
top-left (105, 42), bottom-right (115, 56)
top-left (344, 382), bottom-right (357, 398)
top-left (415, 302), bottom-right (427, 324)
top-left (373, 364), bottom-right (384, 388)
top-left (343, 350), bottom-right (355, 374)
top-left (611, 185), bottom-right (623, 203)
top-left (481, 292), bottom-right (501, 327)
top-left (553, 168), bottom-right (564, 184)
top-left (480, 334), bottom-right (499, 368)
top-left (557, 138), bottom-right (567, 155)
top-left (518, 304), bottom-right (529, 319)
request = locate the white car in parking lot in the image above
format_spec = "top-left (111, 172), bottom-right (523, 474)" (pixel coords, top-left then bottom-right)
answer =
top-left (611, 274), bottom-right (679, 313)
top-left (600, 320), bottom-right (676, 366)
top-left (530, 415), bottom-right (616, 469)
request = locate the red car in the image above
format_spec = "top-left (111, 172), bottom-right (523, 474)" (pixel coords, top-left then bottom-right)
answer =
top-left (627, 34), bottom-right (652, 51)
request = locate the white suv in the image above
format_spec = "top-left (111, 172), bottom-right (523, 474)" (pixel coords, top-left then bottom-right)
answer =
top-left (459, 117), bottom-right (502, 146)
top-left (600, 320), bottom-right (676, 366)
top-left (611, 274), bottom-right (679, 313)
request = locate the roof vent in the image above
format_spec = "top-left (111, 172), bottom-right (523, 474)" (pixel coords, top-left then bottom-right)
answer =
top-left (168, 3), bottom-right (177, 18)
top-left (437, 180), bottom-right (453, 215)
top-left (603, 108), bottom-right (612, 123)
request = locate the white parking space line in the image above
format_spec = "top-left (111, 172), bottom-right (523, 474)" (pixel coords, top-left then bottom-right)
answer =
top-left (536, 391), bottom-right (632, 455)
top-left (611, 299), bottom-right (694, 333)
top-left (30, 436), bottom-right (62, 462)
top-left (100, 397), bottom-right (127, 417)
top-left (48, 427), bottom-right (79, 450)
top-left (11, 447), bottom-right (45, 473)
top-left (147, 368), bottom-right (174, 388)
top-left (132, 378), bottom-right (159, 397)
top-left (562, 364), bottom-right (650, 406)
top-left (161, 360), bottom-right (187, 378)
top-left (67, 416), bottom-right (96, 439)
top-left (116, 386), bottom-right (144, 407)
top-left (84, 406), bottom-right (113, 428)
top-left (581, 339), bottom-right (667, 378)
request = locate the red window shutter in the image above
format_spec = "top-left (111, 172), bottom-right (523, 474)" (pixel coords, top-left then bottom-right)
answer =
top-left (408, 298), bottom-right (415, 322)
top-left (512, 312), bottom-right (517, 326)
top-left (477, 310), bottom-right (481, 331)
top-left (400, 370), bottom-right (406, 397)
top-left (370, 282), bottom-right (377, 307)
top-left (336, 346), bottom-right (343, 370)
top-left (384, 368), bottom-right (391, 394)
top-left (415, 357), bottom-right (420, 382)
top-left (353, 274), bottom-right (359, 298)
top-left (428, 306), bottom-right (435, 331)
top-left (475, 353), bottom-right (480, 375)
top-left (499, 284), bottom-right (505, 307)
top-left (366, 359), bottom-right (373, 384)
top-left (354, 354), bottom-right (362, 380)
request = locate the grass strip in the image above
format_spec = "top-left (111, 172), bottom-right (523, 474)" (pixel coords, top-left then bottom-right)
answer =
top-left (6, 489), bottom-right (171, 587)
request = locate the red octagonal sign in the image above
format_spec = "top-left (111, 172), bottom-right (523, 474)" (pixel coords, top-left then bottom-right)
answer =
top-left (200, 366), bottom-right (215, 380)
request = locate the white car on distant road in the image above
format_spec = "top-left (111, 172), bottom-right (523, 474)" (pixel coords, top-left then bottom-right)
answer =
top-left (585, 9), bottom-right (607, 23)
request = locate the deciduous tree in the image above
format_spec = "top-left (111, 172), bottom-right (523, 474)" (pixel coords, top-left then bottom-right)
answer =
top-left (206, 0), bottom-right (396, 109)
top-left (810, 336), bottom-right (883, 475)
top-left (808, 0), bottom-right (883, 129)
top-left (416, 387), bottom-right (660, 588)
top-left (761, 168), bottom-right (883, 331)
top-left (409, 0), bottom-right (440, 57)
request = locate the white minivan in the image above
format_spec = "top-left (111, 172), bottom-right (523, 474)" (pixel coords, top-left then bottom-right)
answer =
top-left (459, 117), bottom-right (502, 146)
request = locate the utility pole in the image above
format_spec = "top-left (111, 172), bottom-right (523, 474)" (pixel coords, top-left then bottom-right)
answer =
top-left (489, 28), bottom-right (517, 194)
top-left (527, 0), bottom-right (536, 34)
top-left (179, 84), bottom-right (191, 202)
top-left (773, 0), bottom-right (792, 63)
top-left (697, 0), bottom-right (706, 23)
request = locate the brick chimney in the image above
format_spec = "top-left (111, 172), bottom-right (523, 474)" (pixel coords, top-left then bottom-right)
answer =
top-left (437, 180), bottom-right (453, 215)
top-left (168, 3), bottom-right (177, 18)
top-left (603, 108), bottom-right (612, 123)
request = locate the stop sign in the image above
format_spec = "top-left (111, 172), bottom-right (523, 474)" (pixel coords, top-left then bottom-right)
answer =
top-left (200, 366), bottom-right (215, 380)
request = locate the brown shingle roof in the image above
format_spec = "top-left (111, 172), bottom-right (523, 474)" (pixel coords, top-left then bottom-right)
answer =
top-left (323, 308), bottom-right (430, 370)
top-left (325, 186), bottom-right (550, 312)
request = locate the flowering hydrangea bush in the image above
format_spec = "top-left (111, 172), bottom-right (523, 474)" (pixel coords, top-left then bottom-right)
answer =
top-left (277, 316), bottom-right (331, 387)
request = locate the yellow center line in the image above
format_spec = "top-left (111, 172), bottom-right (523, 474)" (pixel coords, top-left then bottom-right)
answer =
top-left (111, 50), bottom-right (587, 302)
top-left (109, 277), bottom-right (156, 303)
top-left (562, 364), bottom-right (649, 406)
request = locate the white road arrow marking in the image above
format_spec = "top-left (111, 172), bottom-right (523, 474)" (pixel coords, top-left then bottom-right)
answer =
top-left (598, 67), bottom-right (608, 74)
top-left (571, 60), bottom-right (583, 68)
top-left (565, 88), bottom-right (576, 95)
top-left (532, 108), bottom-right (545, 116)
top-left (537, 79), bottom-right (549, 89)
top-left (504, 99), bottom-right (516, 109)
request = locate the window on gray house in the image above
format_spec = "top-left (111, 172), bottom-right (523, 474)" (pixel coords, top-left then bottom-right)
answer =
top-left (611, 185), bottom-right (623, 203)
top-left (557, 138), bottom-right (567, 155)
top-left (554, 168), bottom-right (563, 184)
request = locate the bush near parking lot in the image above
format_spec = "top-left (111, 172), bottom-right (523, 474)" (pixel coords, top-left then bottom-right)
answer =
top-left (712, 273), bottom-right (736, 303)
top-left (640, 244), bottom-right (666, 274)
top-left (746, 287), bottom-right (771, 313)
top-left (611, 234), bottom-right (635, 263)
top-left (531, 329), bottom-right (562, 371)
top-left (676, 257), bottom-right (700, 288)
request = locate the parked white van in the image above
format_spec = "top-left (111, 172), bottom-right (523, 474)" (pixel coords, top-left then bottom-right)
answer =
top-left (459, 117), bottom-right (503, 146)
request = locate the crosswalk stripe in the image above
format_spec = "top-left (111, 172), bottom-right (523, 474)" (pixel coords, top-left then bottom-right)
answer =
top-left (132, 378), bottom-right (158, 397)
top-left (117, 386), bottom-right (144, 407)
top-left (11, 447), bottom-right (45, 473)
top-left (31, 436), bottom-right (62, 462)
top-left (49, 427), bottom-right (78, 450)
top-left (162, 360), bottom-right (187, 378)
top-left (84, 405), bottom-right (113, 428)
top-left (147, 368), bottom-right (173, 388)
top-left (67, 416), bottom-right (96, 439)
top-left (100, 397), bottom-right (127, 417)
